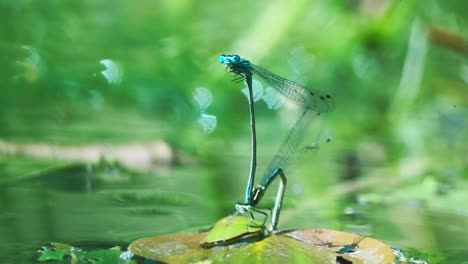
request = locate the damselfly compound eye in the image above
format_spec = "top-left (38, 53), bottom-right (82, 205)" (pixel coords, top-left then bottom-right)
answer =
top-left (232, 55), bottom-right (241, 62)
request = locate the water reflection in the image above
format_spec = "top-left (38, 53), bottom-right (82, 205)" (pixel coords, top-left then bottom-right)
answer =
top-left (241, 79), bottom-right (283, 109)
top-left (88, 89), bottom-right (103, 110)
top-left (461, 65), bottom-right (468, 84)
top-left (262, 87), bottom-right (283, 109)
top-left (352, 50), bottom-right (377, 80)
top-left (193, 87), bottom-right (213, 111)
top-left (198, 113), bottom-right (217, 134)
top-left (241, 79), bottom-right (263, 102)
top-left (14, 45), bottom-right (41, 83)
top-left (193, 87), bottom-right (217, 134)
top-left (288, 46), bottom-right (315, 82)
top-left (438, 106), bottom-right (467, 147)
top-left (306, 126), bottom-right (332, 150)
top-left (99, 59), bottom-right (123, 85)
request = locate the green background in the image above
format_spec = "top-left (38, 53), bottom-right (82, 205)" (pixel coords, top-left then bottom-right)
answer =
top-left (0, 0), bottom-right (466, 263)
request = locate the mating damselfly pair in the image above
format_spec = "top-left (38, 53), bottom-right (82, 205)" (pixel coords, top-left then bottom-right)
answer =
top-left (219, 54), bottom-right (334, 231)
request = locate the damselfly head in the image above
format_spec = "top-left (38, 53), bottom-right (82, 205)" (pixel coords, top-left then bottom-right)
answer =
top-left (219, 54), bottom-right (241, 65)
top-left (218, 54), bottom-right (227, 64)
top-left (219, 54), bottom-right (253, 78)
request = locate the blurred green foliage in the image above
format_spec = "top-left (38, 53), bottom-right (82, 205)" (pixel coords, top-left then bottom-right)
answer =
top-left (0, 0), bottom-right (467, 263)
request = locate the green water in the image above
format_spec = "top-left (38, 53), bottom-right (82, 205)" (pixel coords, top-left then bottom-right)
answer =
top-left (1, 1), bottom-right (467, 263)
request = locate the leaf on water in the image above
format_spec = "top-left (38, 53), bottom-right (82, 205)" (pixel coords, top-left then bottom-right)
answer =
top-left (200, 215), bottom-right (266, 248)
top-left (37, 242), bottom-right (132, 264)
top-left (37, 249), bottom-right (68, 262)
top-left (129, 232), bottom-right (333, 263)
top-left (285, 229), bottom-right (396, 264)
top-left (129, 216), bottom-right (395, 264)
top-left (37, 242), bottom-right (74, 262)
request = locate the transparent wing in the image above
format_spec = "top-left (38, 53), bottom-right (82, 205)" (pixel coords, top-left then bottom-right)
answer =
top-left (261, 110), bottom-right (319, 185)
top-left (252, 64), bottom-right (334, 113)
